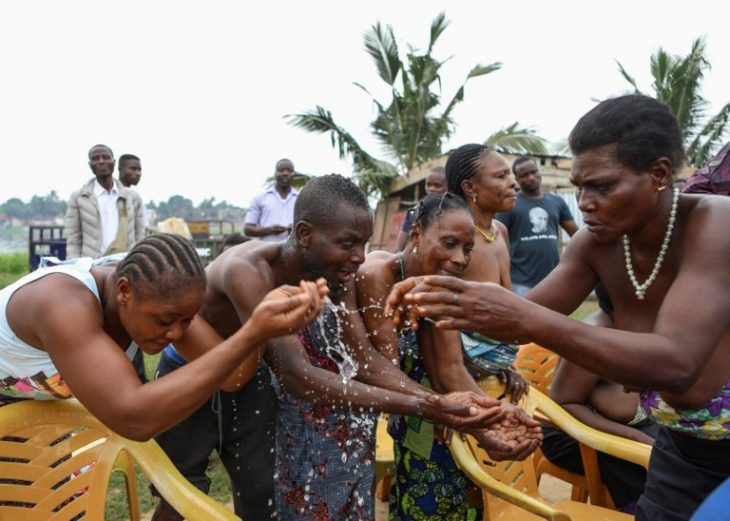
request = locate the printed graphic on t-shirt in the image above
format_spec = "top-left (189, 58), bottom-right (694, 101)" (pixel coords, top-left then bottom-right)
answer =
top-left (529, 207), bottom-right (549, 233)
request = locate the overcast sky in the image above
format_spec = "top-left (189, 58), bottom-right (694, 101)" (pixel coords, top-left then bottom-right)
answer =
top-left (1, 1), bottom-right (728, 208)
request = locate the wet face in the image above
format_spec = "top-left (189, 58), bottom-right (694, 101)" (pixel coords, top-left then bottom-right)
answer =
top-left (514, 159), bottom-right (541, 194)
top-left (119, 284), bottom-right (204, 354)
top-left (414, 210), bottom-right (474, 277)
top-left (300, 205), bottom-right (373, 295)
top-left (425, 170), bottom-right (447, 195)
top-left (88, 146), bottom-right (116, 180)
top-left (119, 159), bottom-right (142, 186)
top-left (571, 144), bottom-right (658, 242)
top-left (465, 151), bottom-right (517, 213)
top-left (275, 160), bottom-right (294, 191)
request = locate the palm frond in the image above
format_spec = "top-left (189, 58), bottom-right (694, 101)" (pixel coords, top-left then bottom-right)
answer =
top-left (264, 172), bottom-right (315, 189)
top-left (615, 36), bottom-right (729, 169)
top-left (427, 12), bottom-right (448, 54)
top-left (616, 60), bottom-right (641, 94)
top-left (285, 107), bottom-right (381, 172)
top-left (485, 123), bottom-right (550, 155)
top-left (286, 13), bottom-right (533, 202)
top-left (439, 61), bottom-right (502, 125)
top-left (467, 62), bottom-right (503, 79)
top-left (686, 101), bottom-right (730, 166)
top-left (364, 22), bottom-right (401, 86)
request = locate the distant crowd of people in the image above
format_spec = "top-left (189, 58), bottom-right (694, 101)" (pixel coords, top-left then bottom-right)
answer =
top-left (1, 95), bottom-right (729, 521)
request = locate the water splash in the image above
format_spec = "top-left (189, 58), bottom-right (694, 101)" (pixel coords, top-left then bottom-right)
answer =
top-left (313, 297), bottom-right (359, 384)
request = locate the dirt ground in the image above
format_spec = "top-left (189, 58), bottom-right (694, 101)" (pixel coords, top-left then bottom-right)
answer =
top-left (373, 476), bottom-right (571, 520)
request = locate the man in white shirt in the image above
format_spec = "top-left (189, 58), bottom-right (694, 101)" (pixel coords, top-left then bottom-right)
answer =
top-left (64, 144), bottom-right (145, 259)
top-left (244, 158), bottom-right (298, 241)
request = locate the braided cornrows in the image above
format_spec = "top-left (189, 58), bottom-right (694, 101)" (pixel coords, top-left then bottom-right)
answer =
top-left (115, 234), bottom-right (206, 297)
top-left (445, 144), bottom-right (493, 197)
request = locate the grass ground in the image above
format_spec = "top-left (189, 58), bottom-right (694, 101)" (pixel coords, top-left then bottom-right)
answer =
top-left (105, 353), bottom-right (233, 520)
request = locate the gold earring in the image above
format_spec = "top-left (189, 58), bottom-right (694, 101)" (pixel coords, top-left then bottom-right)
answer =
top-left (413, 245), bottom-right (418, 254)
top-left (657, 185), bottom-right (667, 192)
top-left (472, 193), bottom-right (477, 203)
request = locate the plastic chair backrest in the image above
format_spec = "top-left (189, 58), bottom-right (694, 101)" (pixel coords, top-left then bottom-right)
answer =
top-left (454, 384), bottom-right (637, 520)
top-left (467, 439), bottom-right (541, 498)
top-left (0, 399), bottom-right (239, 521)
top-left (515, 343), bottom-right (559, 394)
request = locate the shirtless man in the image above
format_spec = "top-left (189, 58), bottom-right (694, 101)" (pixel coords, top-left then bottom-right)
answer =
top-left (387, 95), bottom-right (730, 521)
top-left (169, 175), bottom-right (527, 520)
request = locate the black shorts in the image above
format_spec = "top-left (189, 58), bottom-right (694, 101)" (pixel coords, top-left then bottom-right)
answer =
top-left (152, 351), bottom-right (278, 519)
top-left (636, 427), bottom-right (730, 521)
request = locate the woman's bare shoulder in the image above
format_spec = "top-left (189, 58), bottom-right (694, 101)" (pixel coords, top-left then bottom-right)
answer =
top-left (360, 250), bottom-right (396, 273)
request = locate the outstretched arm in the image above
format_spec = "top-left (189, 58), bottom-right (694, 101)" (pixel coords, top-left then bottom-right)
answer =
top-left (385, 208), bottom-right (730, 400)
top-left (31, 277), bottom-right (326, 440)
top-left (354, 269), bottom-right (497, 414)
top-left (265, 334), bottom-right (505, 434)
top-left (355, 262), bottom-right (538, 452)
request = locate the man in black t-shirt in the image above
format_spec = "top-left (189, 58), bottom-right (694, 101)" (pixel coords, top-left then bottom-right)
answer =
top-left (496, 156), bottom-right (578, 295)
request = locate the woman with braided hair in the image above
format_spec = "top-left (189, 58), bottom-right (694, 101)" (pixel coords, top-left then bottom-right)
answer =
top-left (357, 193), bottom-right (541, 521)
top-left (445, 143), bottom-right (529, 400)
top-left (0, 233), bottom-right (326, 440)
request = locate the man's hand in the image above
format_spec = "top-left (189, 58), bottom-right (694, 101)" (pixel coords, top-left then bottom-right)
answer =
top-left (246, 279), bottom-right (328, 344)
top-left (385, 276), bottom-right (524, 341)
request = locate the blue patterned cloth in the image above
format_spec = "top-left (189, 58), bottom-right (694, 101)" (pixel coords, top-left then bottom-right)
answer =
top-left (460, 331), bottom-right (518, 377)
top-left (272, 306), bottom-right (377, 520)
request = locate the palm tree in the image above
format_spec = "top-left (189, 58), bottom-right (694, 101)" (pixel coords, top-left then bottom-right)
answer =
top-left (286, 13), bottom-right (547, 199)
top-left (617, 37), bottom-right (730, 166)
top-left (263, 171), bottom-right (314, 190)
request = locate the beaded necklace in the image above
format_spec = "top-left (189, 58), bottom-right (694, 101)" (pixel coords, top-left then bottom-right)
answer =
top-left (622, 188), bottom-right (679, 300)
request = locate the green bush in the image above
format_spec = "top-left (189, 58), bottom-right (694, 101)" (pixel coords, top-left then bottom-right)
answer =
top-left (0, 252), bottom-right (27, 289)
top-left (0, 252), bottom-right (27, 274)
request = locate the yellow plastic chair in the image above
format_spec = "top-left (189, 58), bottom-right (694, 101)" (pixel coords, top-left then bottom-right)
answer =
top-left (515, 343), bottom-right (591, 503)
top-left (451, 385), bottom-right (648, 520)
top-left (450, 434), bottom-right (629, 521)
top-left (375, 415), bottom-right (394, 501)
top-left (515, 343), bottom-right (560, 395)
top-left (0, 399), bottom-right (239, 521)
